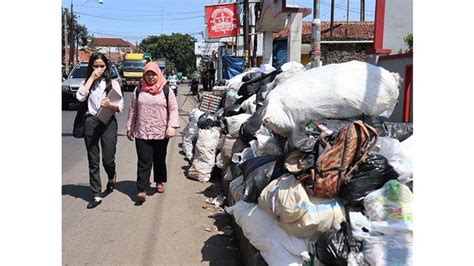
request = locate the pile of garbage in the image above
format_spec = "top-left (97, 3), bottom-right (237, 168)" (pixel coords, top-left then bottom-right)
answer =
top-left (181, 60), bottom-right (414, 265)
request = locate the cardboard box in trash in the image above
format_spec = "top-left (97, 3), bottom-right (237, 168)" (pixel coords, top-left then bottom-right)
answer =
top-left (199, 93), bottom-right (223, 113)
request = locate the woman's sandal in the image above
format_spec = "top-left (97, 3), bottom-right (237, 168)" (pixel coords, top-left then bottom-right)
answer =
top-left (156, 182), bottom-right (165, 193)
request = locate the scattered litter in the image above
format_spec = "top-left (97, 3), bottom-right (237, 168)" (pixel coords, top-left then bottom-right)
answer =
top-left (205, 225), bottom-right (218, 232)
top-left (217, 228), bottom-right (234, 236)
top-left (205, 195), bottom-right (226, 207)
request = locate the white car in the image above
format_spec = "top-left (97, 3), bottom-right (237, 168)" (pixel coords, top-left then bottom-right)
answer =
top-left (62, 62), bottom-right (123, 110)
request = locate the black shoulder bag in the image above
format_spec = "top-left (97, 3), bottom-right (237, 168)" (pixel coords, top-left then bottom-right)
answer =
top-left (73, 94), bottom-right (90, 138)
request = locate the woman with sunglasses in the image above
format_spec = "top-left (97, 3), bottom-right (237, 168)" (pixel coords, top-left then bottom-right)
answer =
top-left (126, 62), bottom-right (179, 204)
top-left (76, 52), bottom-right (124, 209)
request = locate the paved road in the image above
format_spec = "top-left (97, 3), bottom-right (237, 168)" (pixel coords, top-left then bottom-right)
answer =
top-left (62, 84), bottom-right (241, 265)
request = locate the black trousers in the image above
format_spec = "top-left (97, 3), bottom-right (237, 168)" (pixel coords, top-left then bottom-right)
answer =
top-left (83, 115), bottom-right (117, 197)
top-left (202, 77), bottom-right (209, 91)
top-left (208, 76), bottom-right (215, 90)
top-left (135, 138), bottom-right (170, 192)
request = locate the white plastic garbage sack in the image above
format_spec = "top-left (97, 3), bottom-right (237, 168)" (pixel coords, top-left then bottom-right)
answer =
top-left (188, 127), bottom-right (221, 182)
top-left (182, 108), bottom-right (205, 161)
top-left (266, 62), bottom-right (306, 93)
top-left (254, 126), bottom-right (282, 156)
top-left (363, 180), bottom-right (413, 222)
top-left (281, 197), bottom-right (345, 241)
top-left (241, 94), bottom-right (257, 114)
top-left (258, 174), bottom-right (310, 223)
top-left (363, 233), bottom-right (413, 266)
top-left (227, 68), bottom-right (259, 92)
top-left (259, 174), bottom-right (345, 240)
top-left (229, 175), bottom-right (245, 202)
top-left (262, 61), bottom-right (401, 136)
top-left (349, 212), bottom-right (413, 266)
top-left (224, 89), bottom-right (242, 108)
top-left (215, 152), bottom-right (224, 169)
top-left (231, 146), bottom-right (256, 165)
top-left (225, 201), bottom-right (310, 266)
top-left (221, 136), bottom-right (238, 170)
top-left (259, 63), bottom-right (276, 74)
top-left (225, 113), bottom-right (252, 138)
top-left (372, 137), bottom-right (413, 183)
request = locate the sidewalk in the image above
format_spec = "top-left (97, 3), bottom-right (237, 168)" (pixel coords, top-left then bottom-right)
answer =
top-left (62, 84), bottom-right (241, 265)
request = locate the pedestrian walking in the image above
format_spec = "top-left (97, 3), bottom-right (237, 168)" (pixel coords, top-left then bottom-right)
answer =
top-left (208, 62), bottom-right (216, 90)
top-left (76, 52), bottom-right (124, 209)
top-left (126, 62), bottom-right (180, 203)
top-left (201, 64), bottom-right (209, 91)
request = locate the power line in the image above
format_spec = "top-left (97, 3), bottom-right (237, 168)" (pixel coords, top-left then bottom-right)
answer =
top-left (321, 0), bottom-right (374, 13)
top-left (77, 12), bottom-right (203, 22)
top-left (78, 5), bottom-right (203, 15)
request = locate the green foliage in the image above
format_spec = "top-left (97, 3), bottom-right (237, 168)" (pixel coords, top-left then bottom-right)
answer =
top-left (139, 33), bottom-right (197, 76)
top-left (62, 8), bottom-right (90, 62)
top-left (404, 33), bottom-right (413, 51)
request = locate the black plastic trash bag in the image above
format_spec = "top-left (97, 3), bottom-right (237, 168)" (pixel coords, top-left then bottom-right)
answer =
top-left (239, 108), bottom-right (264, 143)
top-left (240, 155), bottom-right (285, 203)
top-left (216, 79), bottom-right (227, 86)
top-left (223, 97), bottom-right (246, 117)
top-left (383, 122), bottom-right (413, 142)
top-left (340, 153), bottom-right (399, 207)
top-left (315, 222), bottom-right (361, 266)
top-left (238, 69), bottom-right (281, 100)
top-left (197, 113), bottom-right (220, 129)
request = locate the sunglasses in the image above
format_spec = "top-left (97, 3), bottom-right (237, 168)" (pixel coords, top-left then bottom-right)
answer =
top-left (93, 65), bottom-right (106, 68)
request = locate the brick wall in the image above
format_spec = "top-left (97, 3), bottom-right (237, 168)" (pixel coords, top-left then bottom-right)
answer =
top-left (321, 43), bottom-right (373, 64)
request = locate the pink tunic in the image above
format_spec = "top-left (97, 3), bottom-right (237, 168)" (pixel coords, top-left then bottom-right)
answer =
top-left (126, 88), bottom-right (180, 140)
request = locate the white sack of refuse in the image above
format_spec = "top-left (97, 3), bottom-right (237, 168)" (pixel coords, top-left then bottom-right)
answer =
top-left (262, 60), bottom-right (402, 136)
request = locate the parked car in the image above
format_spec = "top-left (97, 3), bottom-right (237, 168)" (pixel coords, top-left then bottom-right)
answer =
top-left (62, 62), bottom-right (123, 110)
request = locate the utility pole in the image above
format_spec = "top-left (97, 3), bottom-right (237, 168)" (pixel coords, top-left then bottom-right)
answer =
top-left (360, 0), bottom-right (365, 21)
top-left (252, 2), bottom-right (259, 67)
top-left (76, 35), bottom-right (79, 64)
top-left (69, 1), bottom-right (75, 68)
top-left (243, 0), bottom-right (249, 68)
top-left (63, 8), bottom-right (69, 74)
top-left (330, 0), bottom-right (335, 38)
top-left (347, 0), bottom-right (350, 23)
top-left (310, 0), bottom-right (321, 68)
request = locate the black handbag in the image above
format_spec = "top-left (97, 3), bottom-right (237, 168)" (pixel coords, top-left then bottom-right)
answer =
top-left (73, 95), bottom-right (89, 138)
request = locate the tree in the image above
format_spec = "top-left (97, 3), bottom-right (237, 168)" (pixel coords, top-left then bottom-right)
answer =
top-left (404, 33), bottom-right (413, 52)
top-left (62, 8), bottom-right (90, 65)
top-left (139, 33), bottom-right (196, 75)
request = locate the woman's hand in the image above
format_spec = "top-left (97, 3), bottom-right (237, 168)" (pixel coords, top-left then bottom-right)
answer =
top-left (91, 68), bottom-right (105, 81)
top-left (127, 131), bottom-right (134, 141)
top-left (165, 127), bottom-right (176, 138)
top-left (101, 97), bottom-right (112, 109)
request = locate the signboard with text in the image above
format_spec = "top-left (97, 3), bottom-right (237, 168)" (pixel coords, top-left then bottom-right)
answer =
top-left (205, 3), bottom-right (240, 39)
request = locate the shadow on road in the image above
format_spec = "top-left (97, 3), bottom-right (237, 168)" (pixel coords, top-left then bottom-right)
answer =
top-left (62, 183), bottom-right (118, 202)
top-left (114, 180), bottom-right (156, 205)
top-left (61, 133), bottom-right (127, 137)
top-left (200, 176), bottom-right (242, 266)
top-left (62, 184), bottom-right (91, 202)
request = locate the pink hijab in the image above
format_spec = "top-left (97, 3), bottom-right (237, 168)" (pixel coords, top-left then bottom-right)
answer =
top-left (141, 62), bottom-right (167, 95)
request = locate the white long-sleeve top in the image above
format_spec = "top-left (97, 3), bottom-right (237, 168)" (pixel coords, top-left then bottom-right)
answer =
top-left (76, 79), bottom-right (124, 115)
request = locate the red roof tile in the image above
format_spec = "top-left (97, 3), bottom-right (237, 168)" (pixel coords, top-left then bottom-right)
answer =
top-left (92, 37), bottom-right (134, 47)
top-left (274, 21), bottom-right (374, 42)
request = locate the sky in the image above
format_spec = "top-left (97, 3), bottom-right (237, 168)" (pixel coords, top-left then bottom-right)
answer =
top-left (61, 0), bottom-right (375, 44)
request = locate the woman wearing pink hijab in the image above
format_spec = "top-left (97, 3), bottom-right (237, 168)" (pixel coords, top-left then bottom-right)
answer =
top-left (126, 62), bottom-right (180, 204)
